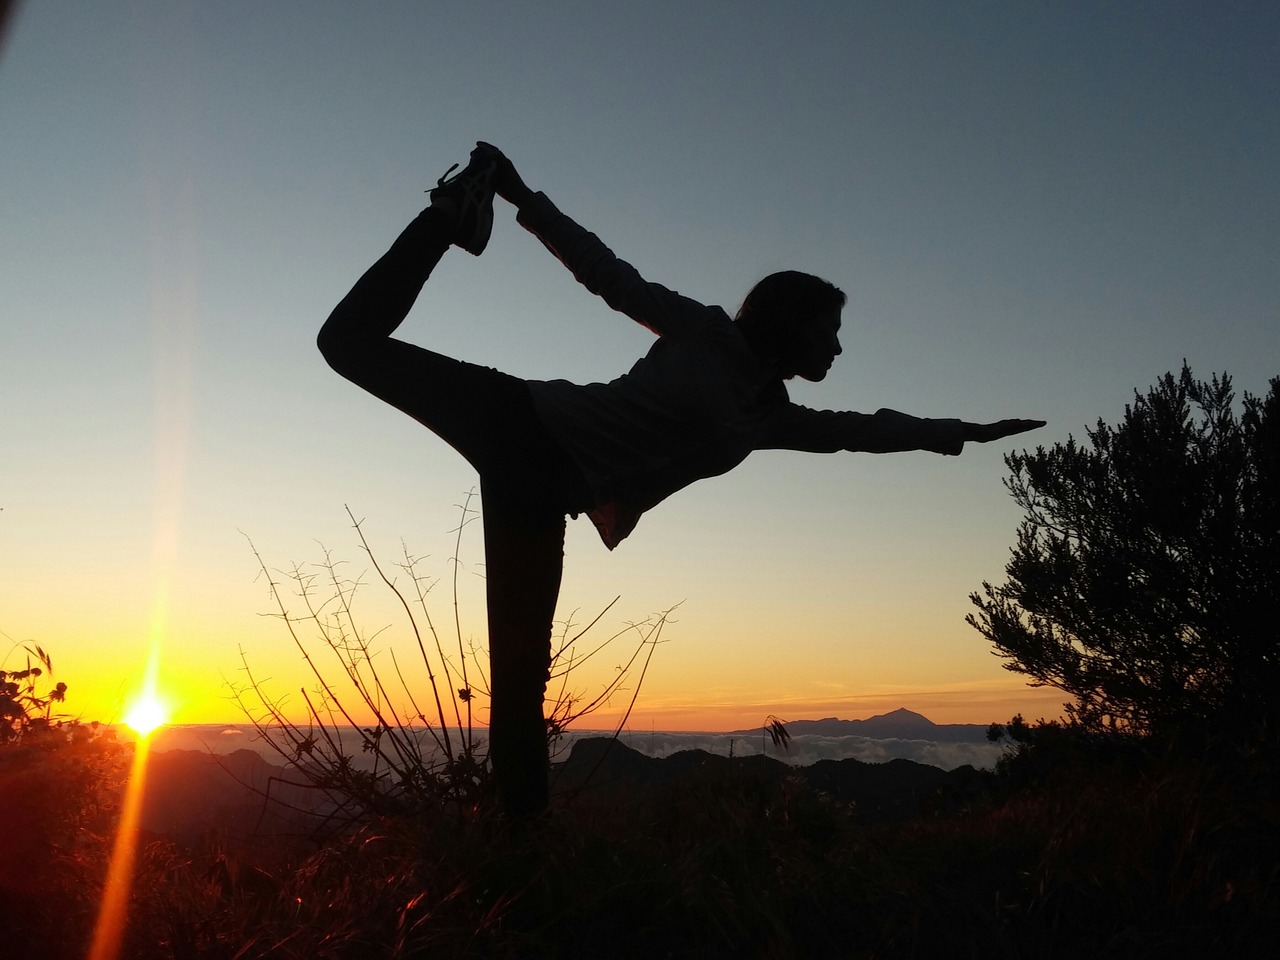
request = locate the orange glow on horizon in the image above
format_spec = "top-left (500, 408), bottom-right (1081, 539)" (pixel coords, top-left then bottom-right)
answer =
top-left (587, 682), bottom-right (1072, 732)
top-left (97, 677), bottom-right (1069, 733)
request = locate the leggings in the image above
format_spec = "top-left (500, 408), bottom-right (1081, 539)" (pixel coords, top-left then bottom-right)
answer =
top-left (317, 206), bottom-right (592, 817)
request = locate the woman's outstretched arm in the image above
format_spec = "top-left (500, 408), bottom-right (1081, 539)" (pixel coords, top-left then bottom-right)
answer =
top-left (760, 405), bottom-right (1045, 455)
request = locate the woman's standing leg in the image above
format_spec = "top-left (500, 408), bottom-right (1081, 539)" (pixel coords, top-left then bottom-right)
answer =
top-left (480, 479), bottom-right (567, 818)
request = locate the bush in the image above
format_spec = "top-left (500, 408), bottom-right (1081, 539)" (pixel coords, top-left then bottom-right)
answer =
top-left (969, 365), bottom-right (1280, 740)
top-left (0, 644), bottom-right (126, 960)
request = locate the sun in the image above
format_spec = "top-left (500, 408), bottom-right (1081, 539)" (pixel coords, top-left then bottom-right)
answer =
top-left (122, 692), bottom-right (170, 737)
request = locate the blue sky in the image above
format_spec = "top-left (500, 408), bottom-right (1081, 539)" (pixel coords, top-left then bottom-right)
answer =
top-left (2, 1), bottom-right (1277, 727)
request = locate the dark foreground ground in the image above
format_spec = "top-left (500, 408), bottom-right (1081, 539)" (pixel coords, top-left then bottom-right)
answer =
top-left (3, 734), bottom-right (1277, 959)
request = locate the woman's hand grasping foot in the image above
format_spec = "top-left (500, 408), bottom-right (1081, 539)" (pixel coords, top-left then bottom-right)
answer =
top-left (962, 419), bottom-right (1047, 443)
top-left (478, 142), bottom-right (535, 208)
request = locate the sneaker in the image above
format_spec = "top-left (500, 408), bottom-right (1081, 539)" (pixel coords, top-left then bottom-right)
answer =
top-left (428, 144), bottom-right (498, 256)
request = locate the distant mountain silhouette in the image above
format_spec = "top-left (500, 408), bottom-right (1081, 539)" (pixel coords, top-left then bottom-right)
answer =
top-left (141, 748), bottom-right (319, 844)
top-left (727, 708), bottom-right (990, 743)
top-left (552, 737), bottom-right (989, 823)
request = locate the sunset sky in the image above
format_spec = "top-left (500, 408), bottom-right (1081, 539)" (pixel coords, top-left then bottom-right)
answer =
top-left (3, 1), bottom-right (1277, 732)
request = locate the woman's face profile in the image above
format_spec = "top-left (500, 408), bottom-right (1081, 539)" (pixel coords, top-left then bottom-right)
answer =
top-left (784, 307), bottom-right (843, 381)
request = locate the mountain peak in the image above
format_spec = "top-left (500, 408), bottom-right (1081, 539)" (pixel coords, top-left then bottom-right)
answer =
top-left (870, 708), bottom-right (934, 726)
top-left (725, 709), bottom-right (989, 742)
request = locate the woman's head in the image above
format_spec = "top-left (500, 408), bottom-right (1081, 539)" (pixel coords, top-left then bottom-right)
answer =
top-left (736, 271), bottom-right (847, 381)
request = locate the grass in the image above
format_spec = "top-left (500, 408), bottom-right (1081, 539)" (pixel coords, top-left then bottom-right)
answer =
top-left (4, 732), bottom-right (1277, 960)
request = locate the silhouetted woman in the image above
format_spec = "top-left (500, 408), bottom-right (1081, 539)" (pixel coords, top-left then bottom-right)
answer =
top-left (318, 142), bottom-right (1043, 817)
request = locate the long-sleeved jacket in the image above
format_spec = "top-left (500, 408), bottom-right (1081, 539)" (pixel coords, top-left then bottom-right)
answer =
top-left (517, 193), bottom-right (964, 549)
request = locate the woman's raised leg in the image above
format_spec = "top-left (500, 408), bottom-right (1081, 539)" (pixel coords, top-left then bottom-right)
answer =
top-left (317, 204), bottom-right (454, 410)
top-left (317, 144), bottom-right (498, 436)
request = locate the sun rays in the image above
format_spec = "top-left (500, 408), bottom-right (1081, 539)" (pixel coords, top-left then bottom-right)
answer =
top-left (89, 166), bottom-right (197, 957)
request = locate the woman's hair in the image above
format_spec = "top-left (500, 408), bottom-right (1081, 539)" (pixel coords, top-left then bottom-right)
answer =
top-left (735, 270), bottom-right (846, 335)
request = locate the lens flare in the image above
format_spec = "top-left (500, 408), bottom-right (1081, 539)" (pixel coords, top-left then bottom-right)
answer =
top-left (89, 646), bottom-right (164, 960)
top-left (90, 61), bottom-right (199, 956)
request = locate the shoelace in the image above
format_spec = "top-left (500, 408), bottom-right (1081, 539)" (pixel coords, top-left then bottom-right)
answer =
top-left (433, 163), bottom-right (460, 190)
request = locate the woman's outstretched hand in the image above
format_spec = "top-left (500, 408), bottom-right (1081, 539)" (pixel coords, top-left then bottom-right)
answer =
top-left (962, 419), bottom-right (1046, 443)
top-left (479, 142), bottom-right (535, 208)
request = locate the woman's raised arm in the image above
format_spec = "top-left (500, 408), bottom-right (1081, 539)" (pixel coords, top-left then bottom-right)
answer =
top-left (484, 143), bottom-right (714, 338)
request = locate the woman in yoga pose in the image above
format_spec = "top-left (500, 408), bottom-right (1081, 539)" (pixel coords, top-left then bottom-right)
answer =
top-left (318, 142), bottom-right (1044, 817)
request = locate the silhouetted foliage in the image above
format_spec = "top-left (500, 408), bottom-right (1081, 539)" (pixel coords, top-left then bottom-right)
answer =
top-left (1, 643), bottom-right (65, 743)
top-left (970, 364), bottom-right (1280, 740)
top-left (1, 644), bottom-right (125, 960)
top-left (986, 712), bottom-right (1148, 787)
